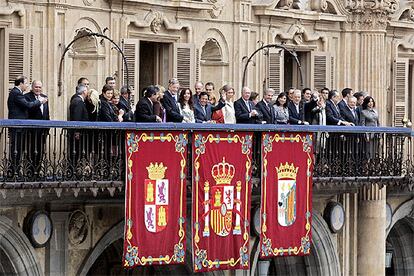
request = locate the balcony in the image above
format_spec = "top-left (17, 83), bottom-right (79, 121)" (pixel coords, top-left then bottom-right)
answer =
top-left (0, 119), bottom-right (413, 198)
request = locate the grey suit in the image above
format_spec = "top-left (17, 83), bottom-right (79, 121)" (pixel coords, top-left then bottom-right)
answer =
top-left (360, 109), bottom-right (379, 126)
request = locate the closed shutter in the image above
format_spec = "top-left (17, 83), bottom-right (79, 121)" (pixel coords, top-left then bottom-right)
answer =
top-left (195, 48), bottom-right (200, 82)
top-left (267, 48), bottom-right (284, 93)
top-left (311, 51), bottom-right (331, 91)
top-left (2, 28), bottom-right (32, 118)
top-left (394, 58), bottom-right (408, 127)
top-left (173, 43), bottom-right (195, 89)
top-left (122, 39), bottom-right (139, 107)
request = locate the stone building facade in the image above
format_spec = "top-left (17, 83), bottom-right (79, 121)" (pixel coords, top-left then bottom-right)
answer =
top-left (0, 0), bottom-right (414, 275)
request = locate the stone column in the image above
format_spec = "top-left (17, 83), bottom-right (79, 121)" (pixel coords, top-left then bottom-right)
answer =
top-left (359, 31), bottom-right (386, 121)
top-left (357, 184), bottom-right (386, 276)
top-left (346, 1), bottom-right (398, 124)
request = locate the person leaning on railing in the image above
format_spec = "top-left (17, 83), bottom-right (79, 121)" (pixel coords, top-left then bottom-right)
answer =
top-left (98, 84), bottom-right (119, 122)
top-left (274, 92), bottom-right (289, 124)
top-left (135, 86), bottom-right (162, 123)
top-left (178, 88), bottom-right (195, 123)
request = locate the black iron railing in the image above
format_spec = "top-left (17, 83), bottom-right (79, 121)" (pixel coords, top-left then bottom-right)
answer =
top-left (0, 120), bottom-right (412, 185)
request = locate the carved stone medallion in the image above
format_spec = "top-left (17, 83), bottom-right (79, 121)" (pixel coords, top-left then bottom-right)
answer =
top-left (68, 210), bottom-right (89, 246)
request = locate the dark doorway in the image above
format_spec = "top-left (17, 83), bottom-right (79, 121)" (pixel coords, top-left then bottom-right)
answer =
top-left (139, 41), bottom-right (170, 98)
top-left (284, 51), bottom-right (309, 90)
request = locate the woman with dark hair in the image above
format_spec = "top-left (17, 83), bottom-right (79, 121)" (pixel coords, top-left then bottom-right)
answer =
top-left (249, 91), bottom-right (260, 106)
top-left (360, 96), bottom-right (379, 126)
top-left (178, 88), bottom-right (195, 123)
top-left (274, 92), bottom-right (289, 124)
top-left (98, 84), bottom-right (118, 122)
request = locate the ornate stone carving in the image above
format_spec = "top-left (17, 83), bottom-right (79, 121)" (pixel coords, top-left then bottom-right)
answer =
top-left (346, 0), bottom-right (400, 29)
top-left (83, 0), bottom-right (96, 6)
top-left (150, 11), bottom-right (163, 33)
top-left (274, 20), bottom-right (327, 46)
top-left (129, 10), bottom-right (193, 41)
top-left (207, 0), bottom-right (224, 18)
top-left (68, 210), bottom-right (89, 246)
top-left (310, 0), bottom-right (329, 12)
top-left (276, 0), bottom-right (301, 9)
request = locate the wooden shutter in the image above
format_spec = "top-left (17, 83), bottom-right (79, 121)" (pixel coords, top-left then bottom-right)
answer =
top-left (195, 48), bottom-right (200, 82)
top-left (2, 28), bottom-right (32, 118)
top-left (173, 43), bottom-right (195, 88)
top-left (394, 58), bottom-right (408, 127)
top-left (311, 51), bottom-right (331, 91)
top-left (122, 39), bottom-right (139, 108)
top-left (267, 48), bottom-right (284, 93)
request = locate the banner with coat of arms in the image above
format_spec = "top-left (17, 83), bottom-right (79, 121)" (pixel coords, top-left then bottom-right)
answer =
top-left (260, 133), bottom-right (313, 258)
top-left (192, 131), bottom-right (253, 272)
top-left (123, 131), bottom-right (187, 269)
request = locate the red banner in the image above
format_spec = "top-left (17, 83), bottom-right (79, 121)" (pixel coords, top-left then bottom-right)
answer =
top-left (260, 133), bottom-right (313, 258)
top-left (192, 131), bottom-right (253, 272)
top-left (123, 131), bottom-right (187, 268)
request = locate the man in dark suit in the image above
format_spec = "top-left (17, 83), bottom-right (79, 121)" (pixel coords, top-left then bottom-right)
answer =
top-left (255, 88), bottom-right (275, 124)
top-left (192, 81), bottom-right (204, 105)
top-left (70, 77), bottom-right (90, 103)
top-left (68, 84), bottom-right (90, 166)
top-left (338, 87), bottom-right (353, 114)
top-left (135, 86), bottom-right (162, 122)
top-left (161, 78), bottom-right (183, 122)
top-left (69, 84), bottom-right (89, 121)
top-left (288, 89), bottom-right (308, 125)
top-left (194, 92), bottom-right (225, 123)
top-left (234, 87), bottom-right (261, 124)
top-left (326, 90), bottom-right (353, 126)
top-left (340, 96), bottom-right (359, 125)
top-left (7, 76), bottom-right (47, 175)
top-left (25, 80), bottom-right (50, 120)
top-left (119, 85), bottom-right (133, 121)
top-left (25, 80), bottom-right (50, 175)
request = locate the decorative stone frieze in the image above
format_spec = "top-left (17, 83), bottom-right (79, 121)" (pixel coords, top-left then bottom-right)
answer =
top-left (346, 0), bottom-right (400, 29)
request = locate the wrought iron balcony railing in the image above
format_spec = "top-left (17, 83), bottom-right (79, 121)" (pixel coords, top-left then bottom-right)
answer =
top-left (0, 120), bottom-right (412, 191)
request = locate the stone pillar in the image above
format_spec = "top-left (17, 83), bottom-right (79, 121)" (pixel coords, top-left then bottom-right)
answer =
top-left (357, 184), bottom-right (386, 276)
top-left (359, 31), bottom-right (386, 122)
top-left (45, 212), bottom-right (69, 276)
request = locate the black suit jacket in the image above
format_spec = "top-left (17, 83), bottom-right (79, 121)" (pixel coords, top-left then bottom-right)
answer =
top-left (234, 98), bottom-right (261, 124)
top-left (69, 96), bottom-right (89, 121)
top-left (135, 97), bottom-right (157, 122)
top-left (98, 97), bottom-right (117, 122)
top-left (25, 92), bottom-right (50, 120)
top-left (255, 100), bottom-right (275, 124)
top-left (194, 101), bottom-right (225, 123)
top-left (7, 87), bottom-right (41, 119)
top-left (287, 101), bottom-right (305, 124)
top-left (161, 91), bottom-right (183, 122)
top-left (326, 100), bottom-right (344, 125)
top-left (119, 96), bottom-right (133, 121)
top-left (340, 106), bottom-right (359, 125)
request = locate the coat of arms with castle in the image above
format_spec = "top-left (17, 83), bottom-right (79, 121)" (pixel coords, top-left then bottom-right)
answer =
top-left (201, 158), bottom-right (243, 237)
top-left (144, 162), bottom-right (169, 233)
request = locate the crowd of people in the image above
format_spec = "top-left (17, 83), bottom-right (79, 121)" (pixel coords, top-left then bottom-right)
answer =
top-left (7, 75), bottom-right (380, 128)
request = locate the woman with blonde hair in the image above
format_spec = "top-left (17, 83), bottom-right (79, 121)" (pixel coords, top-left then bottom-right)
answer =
top-left (86, 89), bottom-right (100, 121)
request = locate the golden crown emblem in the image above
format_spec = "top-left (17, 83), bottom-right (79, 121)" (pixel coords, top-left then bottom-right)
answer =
top-left (146, 162), bottom-right (167, 180)
top-left (276, 162), bottom-right (298, 179)
top-left (211, 157), bottom-right (235, 185)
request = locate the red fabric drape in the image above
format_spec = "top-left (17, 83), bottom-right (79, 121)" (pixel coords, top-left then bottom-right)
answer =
top-left (192, 131), bottom-right (253, 272)
top-left (123, 131), bottom-right (187, 268)
top-left (260, 133), bottom-right (313, 258)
